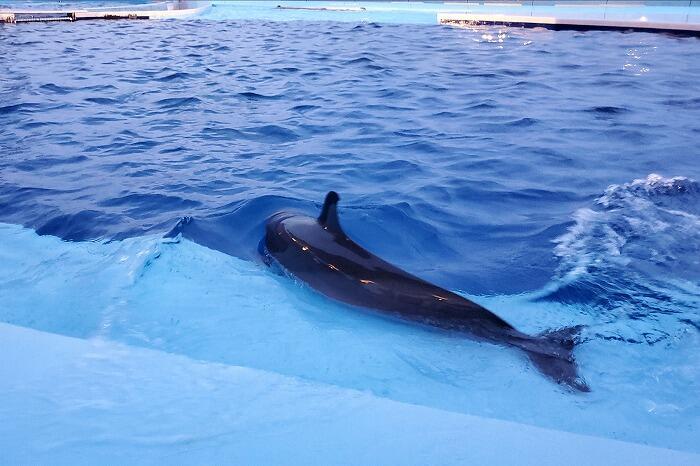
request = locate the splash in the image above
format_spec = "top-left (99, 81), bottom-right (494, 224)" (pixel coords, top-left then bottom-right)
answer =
top-left (555, 174), bottom-right (700, 283)
top-left (546, 174), bottom-right (700, 343)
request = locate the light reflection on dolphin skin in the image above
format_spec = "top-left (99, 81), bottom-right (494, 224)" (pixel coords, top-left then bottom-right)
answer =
top-left (263, 191), bottom-right (589, 392)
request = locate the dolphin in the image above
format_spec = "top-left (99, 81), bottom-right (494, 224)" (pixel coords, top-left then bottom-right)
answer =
top-left (262, 191), bottom-right (589, 392)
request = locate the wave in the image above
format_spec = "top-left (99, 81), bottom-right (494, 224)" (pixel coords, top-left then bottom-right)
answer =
top-left (554, 174), bottom-right (700, 285)
top-left (236, 91), bottom-right (282, 101)
top-left (542, 174), bottom-right (700, 343)
top-left (0, 102), bottom-right (41, 115)
top-left (154, 97), bottom-right (202, 108)
top-left (200, 124), bottom-right (299, 143)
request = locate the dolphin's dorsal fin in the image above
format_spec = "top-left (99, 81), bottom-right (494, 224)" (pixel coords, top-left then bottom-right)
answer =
top-left (318, 191), bottom-right (342, 233)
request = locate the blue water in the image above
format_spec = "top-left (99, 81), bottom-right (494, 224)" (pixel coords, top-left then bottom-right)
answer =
top-left (1, 6), bottom-right (699, 453)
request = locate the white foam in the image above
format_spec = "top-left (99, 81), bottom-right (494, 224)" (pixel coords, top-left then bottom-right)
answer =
top-left (554, 174), bottom-right (700, 283)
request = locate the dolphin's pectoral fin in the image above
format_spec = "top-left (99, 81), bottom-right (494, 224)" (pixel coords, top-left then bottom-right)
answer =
top-left (318, 191), bottom-right (343, 233)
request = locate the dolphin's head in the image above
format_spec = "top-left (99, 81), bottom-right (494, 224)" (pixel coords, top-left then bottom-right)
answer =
top-left (264, 211), bottom-right (297, 255)
top-left (261, 192), bottom-right (368, 279)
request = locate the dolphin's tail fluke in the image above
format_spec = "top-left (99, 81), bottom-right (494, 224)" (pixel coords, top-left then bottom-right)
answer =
top-left (513, 325), bottom-right (590, 392)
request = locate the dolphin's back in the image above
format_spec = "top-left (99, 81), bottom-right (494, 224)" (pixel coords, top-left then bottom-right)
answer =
top-left (265, 213), bottom-right (513, 334)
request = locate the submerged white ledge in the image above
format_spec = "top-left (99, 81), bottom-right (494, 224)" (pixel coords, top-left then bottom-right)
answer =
top-left (1, 322), bottom-right (698, 465)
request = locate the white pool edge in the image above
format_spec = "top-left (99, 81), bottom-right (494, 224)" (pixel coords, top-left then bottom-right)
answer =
top-left (1, 322), bottom-right (698, 465)
top-left (438, 12), bottom-right (700, 34)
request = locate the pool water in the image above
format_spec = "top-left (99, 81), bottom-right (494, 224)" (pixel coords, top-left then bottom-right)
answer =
top-left (1, 3), bottom-right (699, 455)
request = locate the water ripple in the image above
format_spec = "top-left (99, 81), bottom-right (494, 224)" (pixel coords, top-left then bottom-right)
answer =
top-left (0, 19), bottom-right (698, 299)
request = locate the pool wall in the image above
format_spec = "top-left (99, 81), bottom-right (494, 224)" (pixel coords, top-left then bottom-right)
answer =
top-left (2, 1), bottom-right (700, 27)
top-left (204, 1), bottom-right (700, 27)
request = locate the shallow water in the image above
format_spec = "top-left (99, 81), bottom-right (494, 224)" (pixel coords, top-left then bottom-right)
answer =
top-left (1, 14), bottom-right (699, 452)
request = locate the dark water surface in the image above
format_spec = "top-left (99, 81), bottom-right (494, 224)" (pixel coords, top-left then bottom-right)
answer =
top-left (1, 20), bottom-right (698, 293)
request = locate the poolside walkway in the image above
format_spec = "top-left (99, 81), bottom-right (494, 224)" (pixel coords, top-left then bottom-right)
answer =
top-left (0, 1), bottom-right (210, 23)
top-left (439, 2), bottom-right (700, 35)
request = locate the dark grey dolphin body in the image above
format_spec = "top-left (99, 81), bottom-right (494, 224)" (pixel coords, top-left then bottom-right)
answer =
top-left (263, 192), bottom-right (589, 392)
